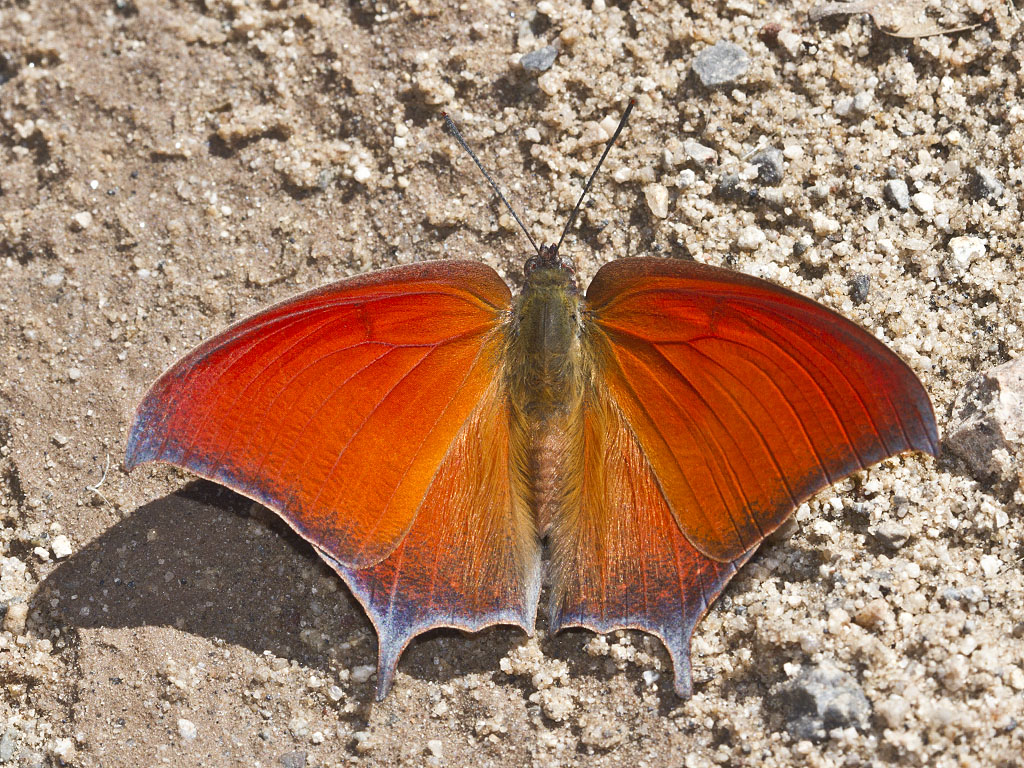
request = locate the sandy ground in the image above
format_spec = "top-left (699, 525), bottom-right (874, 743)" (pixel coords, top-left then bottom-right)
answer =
top-left (2, 0), bottom-right (1023, 766)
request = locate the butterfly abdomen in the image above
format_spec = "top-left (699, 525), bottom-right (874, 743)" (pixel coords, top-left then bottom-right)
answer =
top-left (506, 265), bottom-right (587, 536)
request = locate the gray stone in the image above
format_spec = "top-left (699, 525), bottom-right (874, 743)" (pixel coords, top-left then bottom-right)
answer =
top-left (871, 520), bottom-right (910, 550)
top-left (884, 179), bottom-right (910, 210)
top-left (279, 751), bottom-right (307, 768)
top-left (971, 166), bottom-right (1004, 200)
top-left (692, 41), bottom-right (750, 87)
top-left (848, 274), bottom-right (870, 305)
top-left (774, 662), bottom-right (871, 742)
top-left (715, 173), bottom-right (746, 201)
top-left (683, 139), bottom-right (717, 167)
top-left (521, 46), bottom-right (558, 73)
top-left (945, 358), bottom-right (1024, 482)
top-left (751, 147), bottom-right (784, 185)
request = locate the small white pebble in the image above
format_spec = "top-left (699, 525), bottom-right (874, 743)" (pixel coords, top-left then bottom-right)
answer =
top-left (353, 165), bottom-right (372, 184)
top-left (51, 737), bottom-right (74, 761)
top-left (71, 211), bottom-right (93, 230)
top-left (948, 235), bottom-right (985, 272)
top-left (683, 139), bottom-right (717, 166)
top-left (327, 685), bottom-right (343, 702)
top-left (644, 183), bottom-right (669, 219)
top-left (810, 212), bottom-right (840, 236)
top-left (350, 665), bottom-right (375, 684)
top-left (67, 367), bottom-right (82, 382)
top-left (177, 718), bottom-right (198, 741)
top-left (3, 602), bottom-right (28, 634)
top-left (524, 127), bottom-right (541, 143)
top-left (852, 90), bottom-right (873, 113)
top-left (737, 226), bottom-right (766, 251)
top-left (426, 739), bottom-right (443, 758)
top-left (980, 554), bottom-right (1002, 577)
top-left (911, 192), bottom-right (935, 213)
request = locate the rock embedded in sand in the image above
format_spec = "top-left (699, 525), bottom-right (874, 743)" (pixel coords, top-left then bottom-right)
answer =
top-left (50, 534), bottom-right (72, 559)
top-left (737, 226), bottom-right (766, 251)
top-left (3, 601), bottom-right (28, 634)
top-left (683, 139), bottom-right (717, 167)
top-left (773, 661), bottom-right (871, 742)
top-left (177, 718), bottom-right (197, 741)
top-left (871, 520), bottom-right (910, 550)
top-left (884, 179), bottom-right (911, 211)
top-left (70, 211), bottom-right (93, 230)
top-left (848, 274), bottom-right (870, 305)
top-left (521, 45), bottom-right (558, 73)
top-left (945, 358), bottom-right (1024, 482)
top-left (692, 41), bottom-right (750, 87)
top-left (644, 183), bottom-right (669, 219)
top-left (971, 166), bottom-right (1004, 200)
top-left (750, 147), bottom-right (784, 185)
top-left (947, 235), bottom-right (986, 274)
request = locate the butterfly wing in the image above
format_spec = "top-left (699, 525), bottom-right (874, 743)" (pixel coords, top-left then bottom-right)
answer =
top-left (549, 257), bottom-right (936, 695)
top-left (327, 381), bottom-right (539, 698)
top-left (127, 261), bottom-right (540, 694)
top-left (549, 381), bottom-right (756, 696)
top-left (584, 257), bottom-right (937, 563)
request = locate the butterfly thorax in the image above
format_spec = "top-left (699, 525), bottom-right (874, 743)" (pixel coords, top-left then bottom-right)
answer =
top-left (506, 261), bottom-right (587, 536)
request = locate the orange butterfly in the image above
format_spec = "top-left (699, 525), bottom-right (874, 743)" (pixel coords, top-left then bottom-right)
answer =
top-left (127, 104), bottom-right (937, 698)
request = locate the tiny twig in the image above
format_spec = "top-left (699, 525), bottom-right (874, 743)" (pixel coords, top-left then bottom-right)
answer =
top-left (87, 454), bottom-right (111, 505)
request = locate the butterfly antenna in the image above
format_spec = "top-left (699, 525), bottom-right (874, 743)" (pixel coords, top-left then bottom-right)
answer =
top-left (442, 112), bottom-right (541, 256)
top-left (555, 98), bottom-right (635, 254)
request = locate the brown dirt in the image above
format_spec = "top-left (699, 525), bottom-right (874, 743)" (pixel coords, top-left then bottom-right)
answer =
top-left (1, 1), bottom-right (1022, 766)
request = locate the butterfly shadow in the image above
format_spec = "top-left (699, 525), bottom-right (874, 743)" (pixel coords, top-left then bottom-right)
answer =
top-left (30, 481), bottom-right (525, 697)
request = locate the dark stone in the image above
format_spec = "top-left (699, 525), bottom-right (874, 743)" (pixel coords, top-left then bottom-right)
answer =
top-left (751, 147), bottom-right (784, 185)
top-left (774, 662), bottom-right (871, 742)
top-left (971, 166), bottom-right (1004, 200)
top-left (715, 173), bottom-right (745, 200)
top-left (848, 274), bottom-right (870, 304)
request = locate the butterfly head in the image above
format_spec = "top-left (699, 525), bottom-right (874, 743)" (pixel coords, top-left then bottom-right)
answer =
top-left (525, 243), bottom-right (577, 289)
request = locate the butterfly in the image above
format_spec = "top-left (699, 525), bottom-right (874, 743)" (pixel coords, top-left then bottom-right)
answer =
top-left (126, 104), bottom-right (938, 699)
